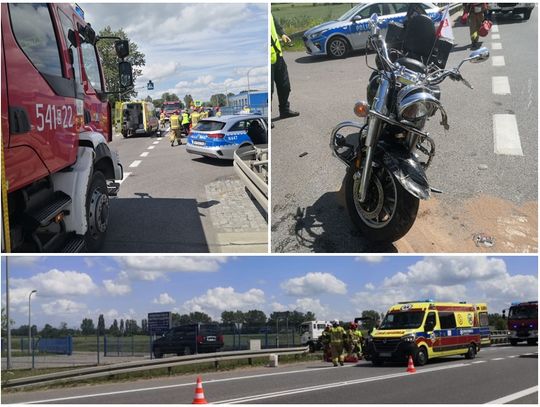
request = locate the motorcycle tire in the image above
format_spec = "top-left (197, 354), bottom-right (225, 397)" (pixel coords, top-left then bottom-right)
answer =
top-left (345, 164), bottom-right (419, 243)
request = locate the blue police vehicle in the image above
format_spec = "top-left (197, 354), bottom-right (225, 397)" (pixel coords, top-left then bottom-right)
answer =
top-left (303, 3), bottom-right (442, 58)
top-left (186, 114), bottom-right (268, 160)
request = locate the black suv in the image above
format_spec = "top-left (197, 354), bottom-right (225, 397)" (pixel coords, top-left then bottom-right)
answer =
top-left (152, 324), bottom-right (224, 358)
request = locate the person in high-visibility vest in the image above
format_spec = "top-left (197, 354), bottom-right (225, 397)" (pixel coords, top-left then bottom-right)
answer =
top-left (181, 110), bottom-right (191, 135)
top-left (346, 322), bottom-right (363, 360)
top-left (320, 323), bottom-right (332, 362)
top-left (271, 14), bottom-right (299, 120)
top-left (190, 108), bottom-right (201, 129)
top-left (216, 107), bottom-right (222, 117)
top-left (329, 319), bottom-right (346, 367)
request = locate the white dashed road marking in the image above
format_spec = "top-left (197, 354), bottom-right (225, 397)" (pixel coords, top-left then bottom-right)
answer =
top-left (486, 386), bottom-right (538, 404)
top-left (491, 42), bottom-right (502, 50)
top-left (492, 33), bottom-right (500, 40)
top-left (129, 160), bottom-right (142, 168)
top-left (492, 25), bottom-right (499, 33)
top-left (471, 361), bottom-right (486, 364)
top-left (140, 152), bottom-right (149, 157)
top-left (152, 141), bottom-right (159, 145)
top-left (507, 355), bottom-right (519, 358)
top-left (491, 357), bottom-right (505, 361)
top-left (493, 114), bottom-right (523, 156)
top-left (492, 76), bottom-right (511, 95)
top-left (492, 56), bottom-right (506, 66)
top-left (148, 146), bottom-right (155, 150)
top-left (117, 172), bottom-right (131, 185)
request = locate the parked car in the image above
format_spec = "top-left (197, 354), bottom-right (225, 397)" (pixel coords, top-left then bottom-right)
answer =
top-left (152, 324), bottom-right (224, 358)
top-left (187, 114), bottom-right (268, 160)
top-left (488, 3), bottom-right (535, 20)
top-left (303, 2), bottom-right (442, 58)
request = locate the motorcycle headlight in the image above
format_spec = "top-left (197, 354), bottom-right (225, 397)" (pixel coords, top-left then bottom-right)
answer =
top-left (401, 334), bottom-right (415, 343)
top-left (396, 86), bottom-right (446, 124)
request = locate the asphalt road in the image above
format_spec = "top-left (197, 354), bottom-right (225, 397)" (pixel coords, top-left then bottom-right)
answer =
top-left (2, 344), bottom-right (537, 404)
top-left (99, 127), bottom-right (267, 253)
top-left (271, 11), bottom-right (538, 253)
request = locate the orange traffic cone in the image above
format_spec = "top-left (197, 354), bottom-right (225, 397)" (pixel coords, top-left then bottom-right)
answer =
top-left (406, 355), bottom-right (416, 373)
top-left (192, 376), bottom-right (208, 404)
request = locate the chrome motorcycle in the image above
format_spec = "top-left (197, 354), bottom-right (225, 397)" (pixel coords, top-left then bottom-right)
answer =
top-left (330, 14), bottom-right (489, 243)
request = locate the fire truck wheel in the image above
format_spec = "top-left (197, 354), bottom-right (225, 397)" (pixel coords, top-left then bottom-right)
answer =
top-left (85, 171), bottom-right (109, 251)
top-left (464, 343), bottom-right (476, 359)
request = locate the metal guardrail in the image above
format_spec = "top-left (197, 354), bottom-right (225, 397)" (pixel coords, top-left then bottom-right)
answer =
top-left (233, 145), bottom-right (268, 212)
top-left (490, 331), bottom-right (510, 344)
top-left (2, 346), bottom-right (308, 389)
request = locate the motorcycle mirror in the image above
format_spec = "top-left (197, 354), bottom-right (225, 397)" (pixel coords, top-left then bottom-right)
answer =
top-left (369, 13), bottom-right (380, 35)
top-left (468, 47), bottom-right (490, 63)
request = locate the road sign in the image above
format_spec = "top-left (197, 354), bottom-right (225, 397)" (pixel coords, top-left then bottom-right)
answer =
top-left (194, 100), bottom-right (202, 107)
top-left (147, 80), bottom-right (154, 91)
top-left (148, 312), bottom-right (171, 335)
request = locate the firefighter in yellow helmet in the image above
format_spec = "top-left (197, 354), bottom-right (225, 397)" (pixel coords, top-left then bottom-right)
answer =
top-left (347, 322), bottom-right (363, 360)
top-left (190, 108), bottom-right (201, 130)
top-left (320, 323), bottom-right (332, 362)
top-left (329, 319), bottom-right (346, 366)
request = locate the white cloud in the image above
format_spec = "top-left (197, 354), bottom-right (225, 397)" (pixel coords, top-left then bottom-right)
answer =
top-left (281, 272), bottom-right (347, 296)
top-left (364, 283), bottom-right (375, 290)
top-left (183, 287), bottom-right (265, 318)
top-left (290, 298), bottom-right (331, 319)
top-left (41, 299), bottom-right (87, 316)
top-left (271, 302), bottom-right (287, 312)
top-left (10, 269), bottom-right (97, 305)
top-left (382, 257), bottom-right (506, 287)
top-left (355, 256), bottom-right (384, 263)
top-left (103, 279), bottom-right (131, 296)
top-left (153, 293), bottom-right (176, 305)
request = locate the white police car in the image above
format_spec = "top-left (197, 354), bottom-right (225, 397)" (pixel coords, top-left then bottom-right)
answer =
top-left (303, 3), bottom-right (442, 58)
top-left (186, 115), bottom-right (267, 160)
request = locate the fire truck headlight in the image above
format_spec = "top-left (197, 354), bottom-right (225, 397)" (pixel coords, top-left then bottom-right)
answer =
top-left (401, 334), bottom-right (415, 343)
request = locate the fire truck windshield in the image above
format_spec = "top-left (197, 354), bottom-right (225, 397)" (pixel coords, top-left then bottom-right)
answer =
top-left (163, 103), bottom-right (181, 112)
top-left (509, 306), bottom-right (538, 319)
top-left (379, 311), bottom-right (424, 329)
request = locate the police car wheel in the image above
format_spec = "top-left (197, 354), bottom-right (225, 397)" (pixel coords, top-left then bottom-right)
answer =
top-left (464, 344), bottom-right (476, 359)
top-left (327, 37), bottom-right (349, 59)
top-left (415, 347), bottom-right (428, 366)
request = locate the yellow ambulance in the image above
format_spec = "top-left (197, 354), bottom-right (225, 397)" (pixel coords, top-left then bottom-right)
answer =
top-left (365, 300), bottom-right (484, 366)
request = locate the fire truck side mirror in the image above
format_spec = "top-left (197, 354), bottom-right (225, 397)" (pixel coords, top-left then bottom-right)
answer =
top-left (119, 61), bottom-right (133, 88)
top-left (67, 29), bottom-right (77, 48)
top-left (115, 40), bottom-right (130, 59)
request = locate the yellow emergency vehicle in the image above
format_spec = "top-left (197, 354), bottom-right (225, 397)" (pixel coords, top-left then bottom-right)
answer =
top-left (120, 101), bottom-right (159, 138)
top-left (365, 300), bottom-right (484, 366)
top-left (475, 303), bottom-right (491, 347)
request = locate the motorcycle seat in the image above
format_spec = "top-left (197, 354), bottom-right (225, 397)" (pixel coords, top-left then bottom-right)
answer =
top-left (396, 57), bottom-right (427, 73)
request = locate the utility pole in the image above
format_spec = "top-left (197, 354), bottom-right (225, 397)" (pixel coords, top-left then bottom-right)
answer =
top-left (6, 258), bottom-right (12, 369)
top-left (28, 289), bottom-right (37, 355)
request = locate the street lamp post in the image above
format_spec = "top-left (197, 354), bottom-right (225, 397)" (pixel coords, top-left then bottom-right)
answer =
top-left (6, 258), bottom-right (12, 370)
top-left (28, 290), bottom-right (37, 355)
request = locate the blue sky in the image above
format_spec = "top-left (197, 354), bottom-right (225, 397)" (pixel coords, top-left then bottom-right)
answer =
top-left (83, 3), bottom-right (268, 101)
top-left (2, 256), bottom-right (537, 329)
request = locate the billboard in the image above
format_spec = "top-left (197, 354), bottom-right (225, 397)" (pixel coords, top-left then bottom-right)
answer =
top-left (148, 311), bottom-right (172, 335)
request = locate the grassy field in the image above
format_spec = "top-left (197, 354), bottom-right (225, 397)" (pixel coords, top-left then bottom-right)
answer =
top-left (272, 3), bottom-right (355, 50)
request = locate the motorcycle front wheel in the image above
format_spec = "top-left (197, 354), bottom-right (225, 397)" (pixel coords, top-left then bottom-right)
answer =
top-left (345, 163), bottom-right (419, 243)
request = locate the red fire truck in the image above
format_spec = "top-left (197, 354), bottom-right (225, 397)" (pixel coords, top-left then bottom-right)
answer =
top-left (161, 101), bottom-right (182, 122)
top-left (503, 301), bottom-right (538, 346)
top-left (1, 3), bottom-right (133, 252)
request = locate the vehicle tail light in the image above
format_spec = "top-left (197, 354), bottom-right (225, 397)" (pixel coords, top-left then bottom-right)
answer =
top-left (197, 335), bottom-right (204, 344)
top-left (218, 335), bottom-right (224, 343)
top-left (208, 133), bottom-right (225, 139)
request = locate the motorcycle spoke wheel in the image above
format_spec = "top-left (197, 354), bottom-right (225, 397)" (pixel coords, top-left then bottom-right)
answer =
top-left (353, 167), bottom-right (398, 229)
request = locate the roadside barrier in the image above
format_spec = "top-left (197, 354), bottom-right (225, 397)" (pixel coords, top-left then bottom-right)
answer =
top-left (2, 346), bottom-right (309, 389)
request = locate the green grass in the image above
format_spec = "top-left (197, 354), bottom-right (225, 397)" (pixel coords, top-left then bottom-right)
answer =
top-left (2, 353), bottom-right (323, 393)
top-left (272, 2), bottom-right (355, 49)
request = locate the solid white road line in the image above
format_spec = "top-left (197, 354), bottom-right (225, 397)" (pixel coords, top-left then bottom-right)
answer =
top-left (116, 172), bottom-right (131, 185)
top-left (24, 365), bottom-right (354, 404)
top-left (492, 25), bottom-right (499, 33)
top-left (486, 386), bottom-right (538, 404)
top-left (491, 42), bottom-right (502, 50)
top-left (216, 363), bottom-right (472, 404)
top-left (129, 160), bottom-right (142, 168)
top-left (492, 55), bottom-right (506, 66)
top-left (148, 146), bottom-right (155, 150)
top-left (492, 76), bottom-right (511, 95)
top-left (492, 33), bottom-right (500, 40)
top-left (140, 152), bottom-right (149, 157)
top-left (152, 141), bottom-right (159, 145)
top-left (493, 114), bottom-right (523, 156)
